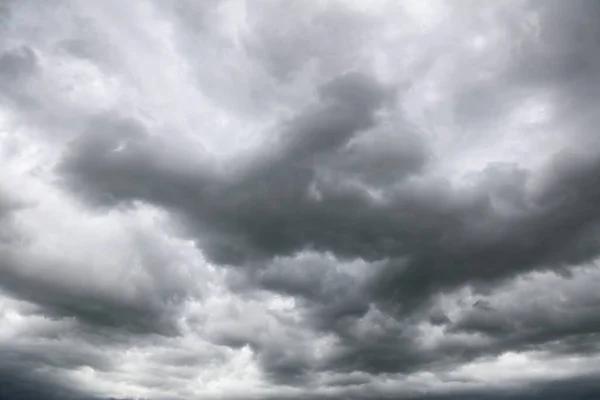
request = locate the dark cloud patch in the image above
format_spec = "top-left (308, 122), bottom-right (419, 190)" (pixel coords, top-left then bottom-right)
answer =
top-left (516, 0), bottom-right (600, 93)
top-left (254, 345), bottom-right (314, 386)
top-left (256, 372), bottom-right (600, 400)
top-left (58, 113), bottom-right (170, 207)
top-left (0, 342), bottom-right (96, 400)
top-left (0, 45), bottom-right (40, 109)
top-left (234, 149), bottom-right (600, 376)
top-left (0, 190), bottom-right (19, 220)
top-left (232, 261), bottom-right (449, 379)
top-left (252, 254), bottom-right (372, 327)
top-left (396, 376), bottom-right (600, 400)
top-left (0, 265), bottom-right (181, 336)
top-left (0, 190), bottom-right (25, 244)
top-left (434, 374), bottom-right (600, 400)
top-left (212, 333), bottom-right (316, 386)
top-left (322, 373), bottom-right (371, 388)
top-left (0, 0), bottom-right (11, 23)
top-left (2, 342), bottom-right (113, 374)
top-left (0, 367), bottom-right (87, 400)
top-left (8, 280), bottom-right (183, 340)
top-left (525, 375), bottom-right (600, 400)
top-left (322, 124), bottom-right (428, 187)
top-left (57, 111), bottom-right (220, 212)
top-left (428, 308), bottom-right (451, 326)
top-left (371, 150), bottom-right (600, 315)
top-left (323, 327), bottom-right (425, 376)
top-left (445, 267), bottom-right (600, 360)
top-left (0, 45), bottom-right (37, 79)
top-left (60, 72), bottom-right (410, 266)
top-left (449, 300), bottom-right (516, 336)
top-left (60, 89), bottom-right (600, 327)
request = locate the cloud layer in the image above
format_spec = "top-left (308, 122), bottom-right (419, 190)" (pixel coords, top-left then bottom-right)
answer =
top-left (2, 0), bottom-right (600, 399)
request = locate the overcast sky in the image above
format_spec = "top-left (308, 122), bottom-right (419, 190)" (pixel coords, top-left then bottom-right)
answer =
top-left (2, 0), bottom-right (600, 399)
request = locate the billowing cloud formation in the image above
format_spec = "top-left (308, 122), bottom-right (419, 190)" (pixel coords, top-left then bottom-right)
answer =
top-left (2, 0), bottom-right (600, 399)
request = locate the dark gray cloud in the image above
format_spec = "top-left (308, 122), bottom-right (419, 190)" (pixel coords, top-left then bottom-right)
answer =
top-left (0, 45), bottom-right (40, 111)
top-left (61, 99), bottom-right (600, 318)
top-left (60, 71), bottom-right (409, 266)
top-left (0, 45), bottom-right (37, 79)
top-left (0, 262), bottom-right (182, 336)
top-left (0, 367), bottom-right (88, 400)
top-left (444, 266), bottom-right (600, 356)
top-left (2, 0), bottom-right (600, 399)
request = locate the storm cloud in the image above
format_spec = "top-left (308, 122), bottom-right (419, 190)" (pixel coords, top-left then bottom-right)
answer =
top-left (2, 0), bottom-right (600, 399)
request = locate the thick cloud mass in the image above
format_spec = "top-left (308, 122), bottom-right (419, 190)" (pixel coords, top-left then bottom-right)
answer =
top-left (2, 0), bottom-right (600, 399)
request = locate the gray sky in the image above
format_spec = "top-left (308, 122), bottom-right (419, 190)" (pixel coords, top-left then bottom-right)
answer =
top-left (2, 0), bottom-right (600, 399)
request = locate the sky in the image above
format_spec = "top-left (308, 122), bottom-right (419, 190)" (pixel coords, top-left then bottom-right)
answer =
top-left (1, 0), bottom-right (600, 399)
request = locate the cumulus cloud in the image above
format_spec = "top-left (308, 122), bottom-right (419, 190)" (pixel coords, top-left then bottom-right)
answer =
top-left (2, 0), bottom-right (600, 399)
